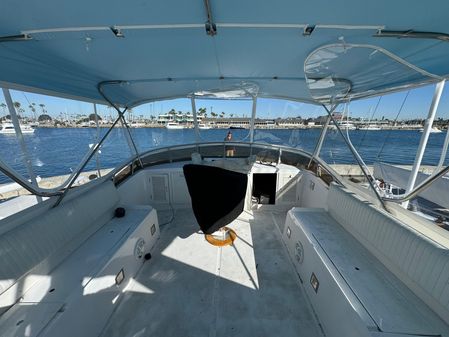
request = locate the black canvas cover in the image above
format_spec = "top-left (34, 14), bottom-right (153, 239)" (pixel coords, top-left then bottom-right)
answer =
top-left (183, 164), bottom-right (248, 234)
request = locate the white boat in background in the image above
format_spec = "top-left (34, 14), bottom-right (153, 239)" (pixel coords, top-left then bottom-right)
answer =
top-left (332, 121), bottom-right (356, 130)
top-left (165, 122), bottom-right (185, 129)
top-left (130, 122), bottom-right (145, 128)
top-left (359, 124), bottom-right (382, 130)
top-left (0, 122), bottom-right (35, 134)
top-left (198, 123), bottom-right (211, 129)
top-left (419, 127), bottom-right (442, 133)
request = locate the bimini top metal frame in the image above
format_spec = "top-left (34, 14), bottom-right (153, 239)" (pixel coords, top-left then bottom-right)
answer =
top-left (1, 78), bottom-right (449, 208)
top-left (1, 0), bottom-right (449, 206)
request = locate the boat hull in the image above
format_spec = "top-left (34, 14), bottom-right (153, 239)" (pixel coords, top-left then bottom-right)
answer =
top-left (0, 128), bottom-right (35, 134)
top-left (165, 124), bottom-right (184, 129)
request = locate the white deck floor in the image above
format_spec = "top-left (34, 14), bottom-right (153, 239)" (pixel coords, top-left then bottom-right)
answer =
top-left (101, 208), bottom-right (324, 337)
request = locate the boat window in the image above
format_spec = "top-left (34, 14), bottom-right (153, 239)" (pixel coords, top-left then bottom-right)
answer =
top-left (0, 90), bottom-right (132, 191)
top-left (126, 97), bottom-right (253, 156)
top-left (319, 85), bottom-right (449, 229)
top-left (0, 167), bottom-right (49, 218)
top-left (331, 85), bottom-right (448, 167)
top-left (0, 171), bottom-right (20, 197)
top-left (195, 98), bottom-right (252, 142)
top-left (252, 98), bottom-right (324, 153)
top-left (81, 121), bottom-right (134, 180)
top-left (128, 98), bottom-right (202, 152)
top-left (0, 91), bottom-right (34, 187)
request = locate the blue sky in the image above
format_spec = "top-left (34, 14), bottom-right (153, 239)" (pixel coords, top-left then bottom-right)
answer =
top-left (1, 83), bottom-right (448, 121)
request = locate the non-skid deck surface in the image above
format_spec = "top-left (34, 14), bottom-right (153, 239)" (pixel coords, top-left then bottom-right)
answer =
top-left (101, 209), bottom-right (323, 337)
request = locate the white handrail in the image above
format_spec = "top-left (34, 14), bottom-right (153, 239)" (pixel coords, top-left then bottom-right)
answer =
top-left (403, 80), bottom-right (445, 208)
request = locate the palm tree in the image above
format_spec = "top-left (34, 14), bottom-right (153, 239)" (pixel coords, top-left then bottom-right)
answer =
top-left (28, 104), bottom-right (36, 121)
top-left (38, 114), bottom-right (52, 122)
top-left (220, 112), bottom-right (225, 118)
top-left (31, 103), bottom-right (37, 122)
top-left (0, 103), bottom-right (6, 115)
top-left (230, 114), bottom-right (234, 118)
top-left (39, 103), bottom-right (46, 113)
top-left (12, 102), bottom-right (21, 118)
top-left (88, 113), bottom-right (102, 121)
top-left (168, 108), bottom-right (177, 121)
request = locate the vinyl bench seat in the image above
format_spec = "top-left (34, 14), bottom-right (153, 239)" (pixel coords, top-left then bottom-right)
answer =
top-left (283, 183), bottom-right (449, 337)
top-left (0, 180), bottom-right (160, 337)
top-left (0, 204), bottom-right (159, 337)
top-left (0, 180), bottom-right (121, 310)
top-left (327, 184), bottom-right (449, 325)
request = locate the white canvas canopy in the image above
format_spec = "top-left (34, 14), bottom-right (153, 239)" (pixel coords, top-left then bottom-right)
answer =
top-left (1, 0), bottom-right (449, 106)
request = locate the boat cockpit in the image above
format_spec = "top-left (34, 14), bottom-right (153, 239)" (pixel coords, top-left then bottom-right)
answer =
top-left (1, 1), bottom-right (449, 336)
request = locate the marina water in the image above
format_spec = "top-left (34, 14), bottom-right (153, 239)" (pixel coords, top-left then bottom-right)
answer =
top-left (1, 128), bottom-right (448, 184)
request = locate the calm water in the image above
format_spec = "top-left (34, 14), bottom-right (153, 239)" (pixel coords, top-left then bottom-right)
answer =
top-left (0, 127), bottom-right (448, 184)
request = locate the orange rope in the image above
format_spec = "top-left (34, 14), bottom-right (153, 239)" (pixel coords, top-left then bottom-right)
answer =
top-left (205, 227), bottom-right (237, 247)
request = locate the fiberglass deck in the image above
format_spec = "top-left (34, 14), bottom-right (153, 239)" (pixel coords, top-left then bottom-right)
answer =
top-left (100, 208), bottom-right (324, 337)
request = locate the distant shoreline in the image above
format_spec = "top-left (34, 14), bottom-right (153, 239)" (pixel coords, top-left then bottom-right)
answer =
top-left (34, 125), bottom-right (433, 131)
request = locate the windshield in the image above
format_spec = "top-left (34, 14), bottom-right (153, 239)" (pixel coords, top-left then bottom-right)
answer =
top-left (0, 90), bottom-right (133, 197)
top-left (316, 86), bottom-right (449, 229)
top-left (1, 81), bottom-right (449, 228)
